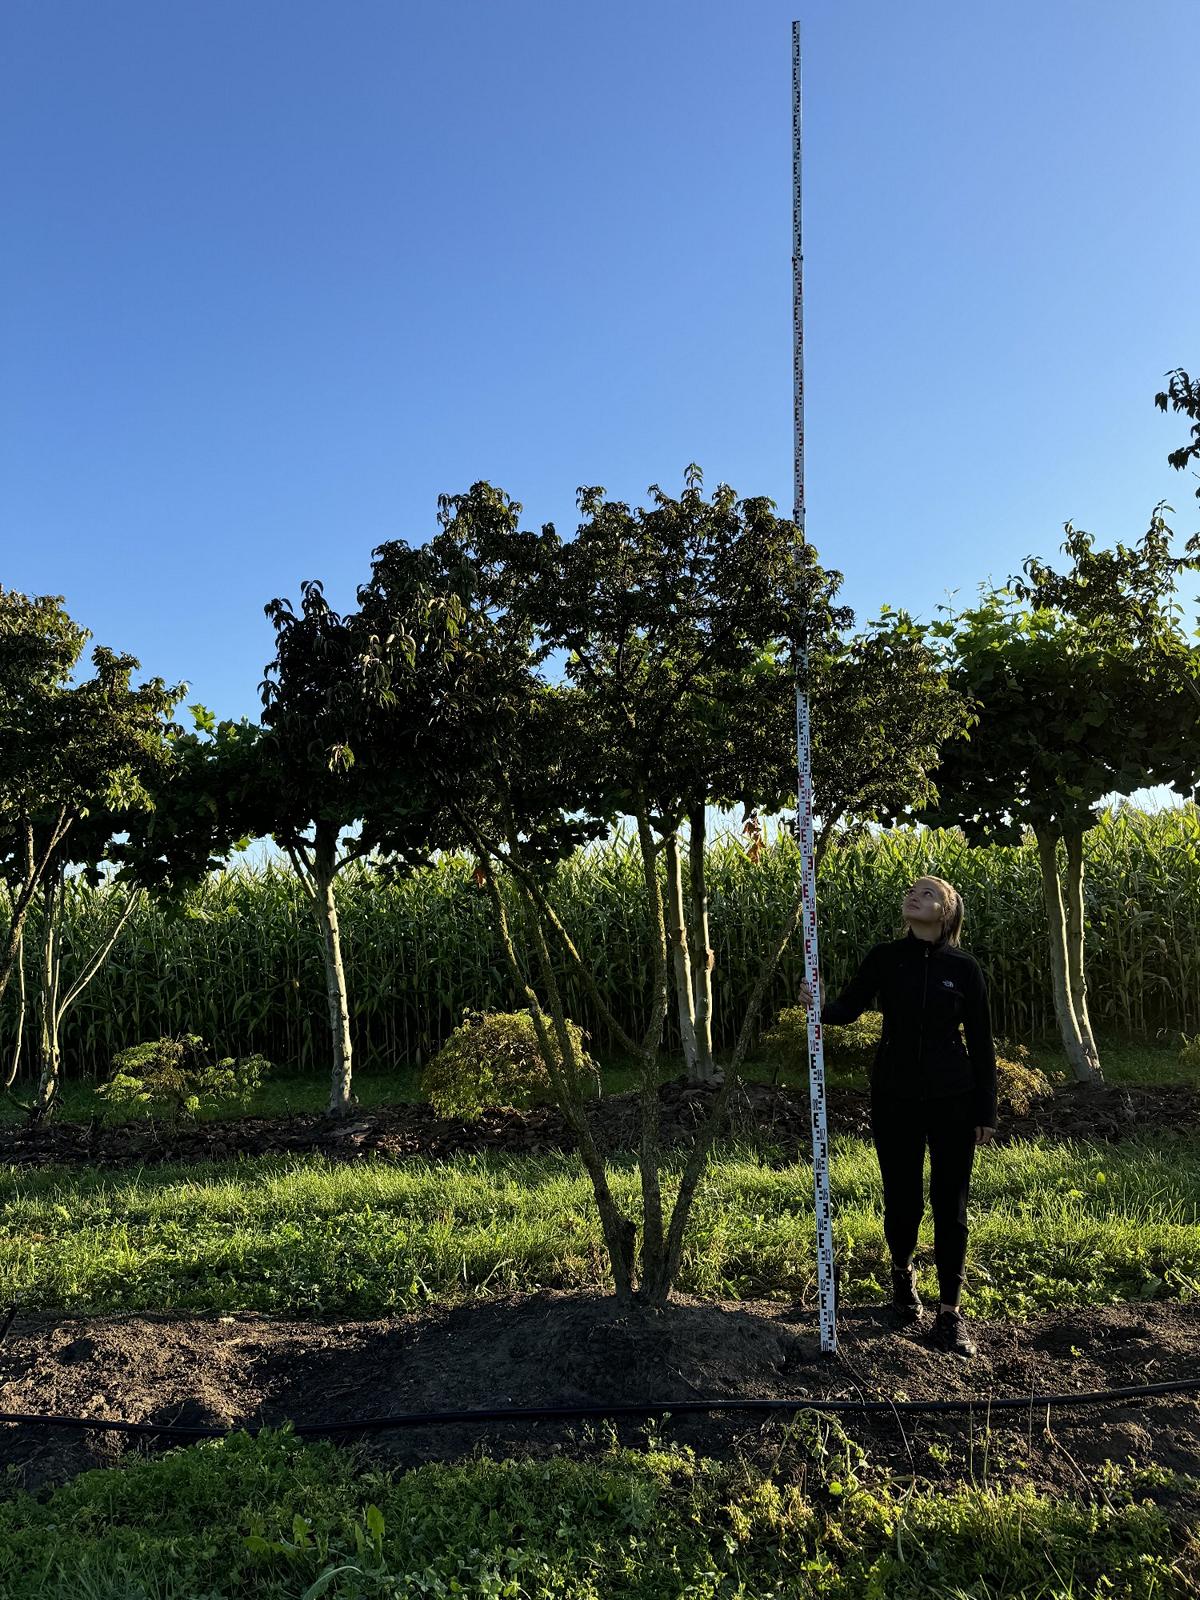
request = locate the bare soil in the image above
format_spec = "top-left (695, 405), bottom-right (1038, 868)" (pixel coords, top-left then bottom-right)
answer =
top-left (1, 1077), bottom-right (1195, 1171)
top-left (2, 1295), bottom-right (1198, 1511)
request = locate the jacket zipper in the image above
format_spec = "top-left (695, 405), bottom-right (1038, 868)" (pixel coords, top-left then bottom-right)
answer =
top-left (928, 940), bottom-right (934, 1094)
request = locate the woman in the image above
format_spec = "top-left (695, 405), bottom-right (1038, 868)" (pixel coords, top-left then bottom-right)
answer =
top-left (800, 875), bottom-right (997, 1358)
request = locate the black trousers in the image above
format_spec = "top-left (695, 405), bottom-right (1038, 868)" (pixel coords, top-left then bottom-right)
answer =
top-left (870, 1089), bottom-right (978, 1305)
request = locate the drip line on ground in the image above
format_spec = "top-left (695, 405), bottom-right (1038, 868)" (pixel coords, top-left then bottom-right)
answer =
top-left (1, 1375), bottom-right (1198, 1440)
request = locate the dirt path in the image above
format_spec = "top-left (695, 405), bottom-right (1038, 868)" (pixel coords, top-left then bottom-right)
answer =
top-left (1, 1078), bottom-right (1195, 1170)
top-left (3, 1295), bottom-right (1198, 1505)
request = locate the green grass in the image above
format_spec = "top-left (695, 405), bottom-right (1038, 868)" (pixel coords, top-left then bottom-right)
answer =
top-left (0, 1428), bottom-right (1192, 1599)
top-left (2, 1031), bottom-right (1190, 1130)
top-left (4, 1135), bottom-right (1198, 1319)
top-left (0, 1068), bottom-right (427, 1127)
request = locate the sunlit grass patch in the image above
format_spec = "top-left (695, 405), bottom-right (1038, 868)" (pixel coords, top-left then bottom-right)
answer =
top-left (3, 1135), bottom-right (1198, 1318)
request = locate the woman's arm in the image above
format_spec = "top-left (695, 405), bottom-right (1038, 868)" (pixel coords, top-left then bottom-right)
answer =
top-left (817, 944), bottom-right (884, 1026)
top-left (963, 959), bottom-right (998, 1128)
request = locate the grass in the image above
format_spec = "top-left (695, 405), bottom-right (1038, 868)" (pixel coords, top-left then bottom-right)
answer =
top-left (3, 1134), bottom-right (1198, 1319)
top-left (0, 1427), bottom-right (1194, 1599)
top-left (1, 1030), bottom-right (1190, 1129)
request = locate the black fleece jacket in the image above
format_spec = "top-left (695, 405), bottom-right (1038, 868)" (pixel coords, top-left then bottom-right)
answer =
top-left (819, 930), bottom-right (998, 1127)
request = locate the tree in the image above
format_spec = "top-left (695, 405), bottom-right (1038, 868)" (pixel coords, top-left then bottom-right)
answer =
top-left (366, 472), bottom-right (967, 1306)
top-left (0, 589), bottom-right (90, 1011)
top-left (0, 618), bottom-right (182, 1112)
top-left (913, 512), bottom-right (1200, 1080)
top-left (257, 564), bottom-right (463, 1115)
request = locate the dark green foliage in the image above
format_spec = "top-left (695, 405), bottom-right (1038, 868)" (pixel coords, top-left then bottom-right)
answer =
top-left (1156, 367), bottom-right (1200, 501)
top-left (97, 1033), bottom-right (273, 1121)
top-left (421, 1008), bottom-right (599, 1119)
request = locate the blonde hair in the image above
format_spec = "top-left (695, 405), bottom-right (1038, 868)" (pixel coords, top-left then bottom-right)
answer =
top-left (903, 875), bottom-right (964, 946)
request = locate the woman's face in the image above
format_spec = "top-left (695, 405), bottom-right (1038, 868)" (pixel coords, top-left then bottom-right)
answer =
top-left (902, 877), bottom-right (946, 930)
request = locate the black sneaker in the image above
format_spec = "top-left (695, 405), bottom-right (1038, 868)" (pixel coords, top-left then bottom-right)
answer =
top-left (932, 1307), bottom-right (977, 1357)
top-left (890, 1264), bottom-right (924, 1326)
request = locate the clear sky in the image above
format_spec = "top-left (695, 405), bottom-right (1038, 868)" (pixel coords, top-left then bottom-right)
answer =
top-left (3, 1), bottom-right (1198, 803)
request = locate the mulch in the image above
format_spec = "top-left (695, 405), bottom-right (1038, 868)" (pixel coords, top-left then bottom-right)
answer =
top-left (2, 1294), bottom-right (1198, 1506)
top-left (0, 1077), bottom-right (1195, 1171)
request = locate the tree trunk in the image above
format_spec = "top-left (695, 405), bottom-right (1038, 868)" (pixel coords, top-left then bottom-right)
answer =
top-left (311, 838), bottom-right (355, 1116)
top-left (34, 870), bottom-right (65, 1118)
top-left (632, 805), bottom-right (670, 1302)
top-left (1062, 827), bottom-right (1102, 1080)
top-left (0, 811), bottom-right (74, 1011)
top-left (1035, 828), bottom-right (1099, 1082)
top-left (659, 864), bottom-right (812, 1295)
top-left (687, 806), bottom-right (716, 1081)
top-left (3, 926), bottom-right (26, 1091)
top-left (482, 854), bottom-right (637, 1303)
top-left (663, 833), bottom-right (700, 1080)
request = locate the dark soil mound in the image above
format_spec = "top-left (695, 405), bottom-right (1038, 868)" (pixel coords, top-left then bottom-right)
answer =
top-left (1, 1077), bottom-right (1195, 1172)
top-left (2, 1296), bottom-right (1198, 1501)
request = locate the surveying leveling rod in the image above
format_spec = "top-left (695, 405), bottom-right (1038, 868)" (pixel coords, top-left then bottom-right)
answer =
top-left (792, 21), bottom-right (838, 1356)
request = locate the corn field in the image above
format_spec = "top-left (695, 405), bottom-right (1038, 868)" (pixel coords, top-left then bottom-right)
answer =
top-left (4, 805), bottom-right (1200, 1082)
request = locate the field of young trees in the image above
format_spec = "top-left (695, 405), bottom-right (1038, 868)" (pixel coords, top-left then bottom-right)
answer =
top-left (2, 373), bottom-right (1200, 1596)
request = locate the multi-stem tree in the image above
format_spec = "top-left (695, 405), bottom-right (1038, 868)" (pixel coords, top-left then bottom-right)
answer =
top-left (16, 809), bottom-right (144, 1116)
top-left (0, 612), bottom-right (181, 1112)
top-left (1, 589), bottom-right (91, 1010)
top-left (909, 511), bottom-right (1200, 1081)
top-left (366, 472), bottom-right (967, 1305)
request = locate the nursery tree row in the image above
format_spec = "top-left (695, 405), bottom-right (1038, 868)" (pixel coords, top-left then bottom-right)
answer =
top-left (3, 373), bottom-right (1198, 1304)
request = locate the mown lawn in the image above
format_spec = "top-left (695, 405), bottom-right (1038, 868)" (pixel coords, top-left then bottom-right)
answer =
top-left (4, 1135), bottom-right (1198, 1318)
top-left (1, 1427), bottom-right (1194, 1599)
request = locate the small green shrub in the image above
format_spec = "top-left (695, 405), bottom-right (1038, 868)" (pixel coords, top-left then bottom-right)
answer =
top-left (1179, 1032), bottom-right (1200, 1073)
top-left (96, 1034), bottom-right (273, 1122)
top-left (761, 1006), bottom-right (879, 1090)
top-left (763, 1010), bottom-right (1052, 1116)
top-left (421, 1009), bottom-right (599, 1120)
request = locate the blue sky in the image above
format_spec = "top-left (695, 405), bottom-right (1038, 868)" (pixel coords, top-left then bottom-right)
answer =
top-left (3, 0), bottom-right (1198, 806)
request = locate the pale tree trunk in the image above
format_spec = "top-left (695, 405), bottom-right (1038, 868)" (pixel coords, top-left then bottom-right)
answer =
top-left (35, 870), bottom-right (65, 1117)
top-left (0, 812), bottom-right (74, 1012)
top-left (30, 873), bottom-right (143, 1119)
top-left (663, 832), bottom-right (700, 1080)
top-left (288, 833), bottom-right (356, 1116)
top-left (1063, 827), bottom-right (1102, 1079)
top-left (1035, 828), bottom-right (1100, 1083)
top-left (687, 806), bottom-right (716, 1081)
top-left (3, 926), bottom-right (26, 1091)
top-left (312, 837), bottom-right (355, 1117)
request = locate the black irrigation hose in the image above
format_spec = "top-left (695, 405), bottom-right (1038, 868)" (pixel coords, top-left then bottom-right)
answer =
top-left (2, 1376), bottom-right (1199, 1441)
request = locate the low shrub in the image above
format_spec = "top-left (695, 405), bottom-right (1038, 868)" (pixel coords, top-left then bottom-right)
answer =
top-left (760, 1006), bottom-right (879, 1090)
top-left (1179, 1032), bottom-right (1200, 1073)
top-left (994, 1041), bottom-right (1054, 1117)
top-left (96, 1034), bottom-right (273, 1122)
top-left (761, 1010), bottom-right (1053, 1116)
top-left (421, 1009), bottom-right (599, 1120)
